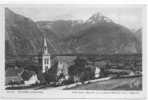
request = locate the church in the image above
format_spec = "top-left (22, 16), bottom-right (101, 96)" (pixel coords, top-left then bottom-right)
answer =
top-left (42, 37), bottom-right (51, 73)
top-left (41, 37), bottom-right (102, 83)
top-left (41, 37), bottom-right (70, 80)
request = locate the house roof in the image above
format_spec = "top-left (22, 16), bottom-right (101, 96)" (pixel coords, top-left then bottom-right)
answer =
top-left (6, 76), bottom-right (23, 85)
top-left (6, 67), bottom-right (24, 77)
top-left (6, 67), bottom-right (36, 83)
top-left (5, 67), bottom-right (24, 85)
top-left (21, 70), bottom-right (36, 81)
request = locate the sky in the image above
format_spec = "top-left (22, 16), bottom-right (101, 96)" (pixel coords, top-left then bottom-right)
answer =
top-left (8, 5), bottom-right (144, 30)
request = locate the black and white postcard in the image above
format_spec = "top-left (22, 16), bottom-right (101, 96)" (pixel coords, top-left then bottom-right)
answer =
top-left (0, 4), bottom-right (146, 99)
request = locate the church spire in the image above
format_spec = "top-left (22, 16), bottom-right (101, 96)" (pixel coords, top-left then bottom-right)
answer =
top-left (42, 37), bottom-right (51, 73)
top-left (43, 37), bottom-right (49, 55)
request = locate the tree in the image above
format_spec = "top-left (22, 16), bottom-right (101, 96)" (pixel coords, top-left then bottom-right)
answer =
top-left (43, 61), bottom-right (58, 84)
top-left (80, 67), bottom-right (94, 83)
top-left (68, 56), bottom-right (93, 83)
top-left (68, 57), bottom-right (86, 76)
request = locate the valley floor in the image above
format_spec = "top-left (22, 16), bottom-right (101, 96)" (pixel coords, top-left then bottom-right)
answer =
top-left (6, 76), bottom-right (142, 90)
top-left (65, 77), bottom-right (142, 90)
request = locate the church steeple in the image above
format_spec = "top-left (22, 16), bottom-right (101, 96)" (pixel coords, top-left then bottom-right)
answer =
top-left (42, 37), bottom-right (51, 73)
top-left (43, 37), bottom-right (49, 55)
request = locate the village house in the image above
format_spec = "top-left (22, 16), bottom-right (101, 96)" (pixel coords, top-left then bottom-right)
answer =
top-left (94, 67), bottom-right (101, 78)
top-left (56, 60), bottom-right (69, 80)
top-left (6, 66), bottom-right (39, 87)
top-left (6, 66), bottom-right (24, 86)
top-left (21, 70), bottom-right (40, 86)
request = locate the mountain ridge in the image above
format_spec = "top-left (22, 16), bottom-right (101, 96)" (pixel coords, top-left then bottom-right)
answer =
top-left (5, 8), bottom-right (142, 57)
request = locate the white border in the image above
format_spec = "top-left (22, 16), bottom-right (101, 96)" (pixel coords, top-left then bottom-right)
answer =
top-left (0, 4), bottom-right (147, 99)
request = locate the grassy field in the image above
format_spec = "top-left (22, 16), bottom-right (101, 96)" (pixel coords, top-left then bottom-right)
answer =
top-left (65, 77), bottom-right (142, 90)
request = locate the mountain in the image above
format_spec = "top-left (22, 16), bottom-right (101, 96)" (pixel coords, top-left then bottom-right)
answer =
top-left (6, 8), bottom-right (141, 57)
top-left (37, 12), bottom-right (141, 54)
top-left (36, 12), bottom-right (113, 39)
top-left (63, 23), bottom-right (138, 54)
top-left (37, 20), bottom-right (84, 39)
top-left (134, 29), bottom-right (142, 53)
top-left (86, 12), bottom-right (113, 24)
top-left (135, 29), bottom-right (142, 42)
top-left (5, 8), bottom-right (58, 58)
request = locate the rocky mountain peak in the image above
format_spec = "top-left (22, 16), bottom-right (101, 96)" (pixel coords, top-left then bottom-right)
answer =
top-left (86, 12), bottom-right (112, 24)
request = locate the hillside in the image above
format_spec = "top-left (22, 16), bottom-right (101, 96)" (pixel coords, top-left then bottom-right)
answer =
top-left (134, 29), bottom-right (142, 53)
top-left (6, 9), bottom-right (142, 57)
top-left (64, 23), bottom-right (138, 54)
top-left (37, 20), bottom-right (84, 39)
top-left (37, 12), bottom-right (141, 54)
top-left (5, 8), bottom-right (59, 58)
